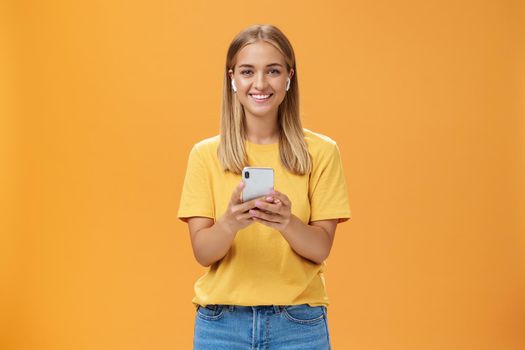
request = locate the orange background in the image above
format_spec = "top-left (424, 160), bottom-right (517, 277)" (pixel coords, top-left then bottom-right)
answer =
top-left (1, 0), bottom-right (524, 349)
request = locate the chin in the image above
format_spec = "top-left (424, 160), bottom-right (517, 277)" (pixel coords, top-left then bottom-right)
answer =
top-left (246, 106), bottom-right (277, 115)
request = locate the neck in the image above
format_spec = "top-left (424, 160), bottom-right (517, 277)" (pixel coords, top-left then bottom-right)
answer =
top-left (244, 110), bottom-right (280, 144)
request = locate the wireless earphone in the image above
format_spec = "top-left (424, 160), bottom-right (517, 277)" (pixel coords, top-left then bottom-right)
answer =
top-left (231, 79), bottom-right (237, 93)
top-left (285, 78), bottom-right (291, 91)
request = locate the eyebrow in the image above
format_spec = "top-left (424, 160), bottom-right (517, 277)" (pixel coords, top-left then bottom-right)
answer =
top-left (238, 63), bottom-right (284, 68)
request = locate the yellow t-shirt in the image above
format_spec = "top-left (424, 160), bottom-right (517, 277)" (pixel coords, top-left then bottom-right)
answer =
top-left (177, 128), bottom-right (351, 310)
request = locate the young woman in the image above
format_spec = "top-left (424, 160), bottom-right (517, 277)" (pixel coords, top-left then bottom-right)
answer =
top-left (178, 24), bottom-right (351, 350)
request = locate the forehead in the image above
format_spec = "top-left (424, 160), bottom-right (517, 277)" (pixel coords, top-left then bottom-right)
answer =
top-left (235, 41), bottom-right (285, 67)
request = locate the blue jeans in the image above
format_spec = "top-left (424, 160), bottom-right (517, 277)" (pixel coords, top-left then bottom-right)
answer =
top-left (194, 304), bottom-right (332, 349)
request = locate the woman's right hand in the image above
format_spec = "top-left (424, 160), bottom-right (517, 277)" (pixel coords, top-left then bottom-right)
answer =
top-left (217, 181), bottom-right (264, 235)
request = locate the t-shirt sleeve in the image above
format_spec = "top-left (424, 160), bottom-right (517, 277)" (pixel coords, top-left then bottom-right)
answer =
top-left (308, 142), bottom-right (352, 223)
top-left (177, 144), bottom-right (215, 223)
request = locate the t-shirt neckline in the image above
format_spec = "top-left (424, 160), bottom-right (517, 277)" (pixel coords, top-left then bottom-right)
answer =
top-left (245, 139), bottom-right (279, 152)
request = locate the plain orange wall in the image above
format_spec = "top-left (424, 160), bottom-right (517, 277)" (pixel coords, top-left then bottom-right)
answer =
top-left (1, 0), bottom-right (524, 349)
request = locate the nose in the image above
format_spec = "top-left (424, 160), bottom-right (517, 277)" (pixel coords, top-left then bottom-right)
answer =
top-left (253, 72), bottom-right (267, 91)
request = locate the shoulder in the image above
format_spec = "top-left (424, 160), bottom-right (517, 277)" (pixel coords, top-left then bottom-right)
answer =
top-left (303, 128), bottom-right (338, 155)
top-left (185, 135), bottom-right (220, 168)
top-left (190, 134), bottom-right (220, 154)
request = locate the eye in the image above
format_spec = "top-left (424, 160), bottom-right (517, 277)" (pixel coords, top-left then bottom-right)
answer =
top-left (240, 70), bottom-right (253, 75)
top-left (269, 69), bottom-right (281, 75)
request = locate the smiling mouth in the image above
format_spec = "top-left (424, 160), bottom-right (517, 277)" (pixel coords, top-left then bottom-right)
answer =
top-left (249, 93), bottom-right (273, 102)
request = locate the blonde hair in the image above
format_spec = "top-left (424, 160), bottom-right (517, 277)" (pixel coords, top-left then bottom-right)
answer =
top-left (217, 24), bottom-right (312, 175)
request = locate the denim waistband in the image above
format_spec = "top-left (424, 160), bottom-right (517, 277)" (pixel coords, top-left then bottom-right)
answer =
top-left (204, 304), bottom-right (285, 313)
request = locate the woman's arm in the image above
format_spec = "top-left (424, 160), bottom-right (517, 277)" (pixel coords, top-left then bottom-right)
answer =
top-left (186, 216), bottom-right (237, 267)
top-left (249, 190), bottom-right (339, 264)
top-left (281, 216), bottom-right (338, 264)
top-left (185, 182), bottom-right (266, 267)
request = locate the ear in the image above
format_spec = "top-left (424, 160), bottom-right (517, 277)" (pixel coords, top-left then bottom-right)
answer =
top-left (289, 68), bottom-right (294, 80)
top-left (228, 69), bottom-right (234, 80)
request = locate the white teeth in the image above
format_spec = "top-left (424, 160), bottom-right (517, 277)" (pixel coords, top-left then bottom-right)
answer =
top-left (252, 94), bottom-right (271, 100)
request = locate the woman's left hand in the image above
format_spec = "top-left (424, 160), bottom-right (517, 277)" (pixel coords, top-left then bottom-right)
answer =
top-left (249, 189), bottom-right (293, 232)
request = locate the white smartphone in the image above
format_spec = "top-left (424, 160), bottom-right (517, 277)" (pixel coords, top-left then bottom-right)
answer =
top-left (241, 167), bottom-right (274, 202)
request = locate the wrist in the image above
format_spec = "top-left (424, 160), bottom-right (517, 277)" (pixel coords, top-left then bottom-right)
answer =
top-left (217, 216), bottom-right (236, 236)
top-left (282, 214), bottom-right (299, 234)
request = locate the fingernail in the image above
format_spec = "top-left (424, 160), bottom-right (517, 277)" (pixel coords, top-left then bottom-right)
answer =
top-left (266, 197), bottom-right (273, 201)
top-left (255, 201), bottom-right (261, 206)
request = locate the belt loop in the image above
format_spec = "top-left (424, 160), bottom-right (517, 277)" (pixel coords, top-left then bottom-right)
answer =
top-left (273, 305), bottom-right (279, 313)
top-left (229, 305), bottom-right (234, 312)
